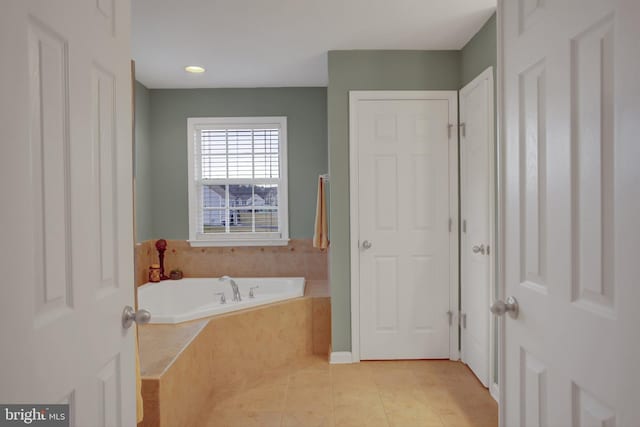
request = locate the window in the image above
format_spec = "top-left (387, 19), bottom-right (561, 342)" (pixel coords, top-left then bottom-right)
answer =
top-left (187, 117), bottom-right (289, 246)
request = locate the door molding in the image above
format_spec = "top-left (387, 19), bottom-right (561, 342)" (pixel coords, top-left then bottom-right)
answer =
top-left (460, 66), bottom-right (496, 389)
top-left (496, 0), bottom-right (506, 418)
top-left (348, 90), bottom-right (459, 363)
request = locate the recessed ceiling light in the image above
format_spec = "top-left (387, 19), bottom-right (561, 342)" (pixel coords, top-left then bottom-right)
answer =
top-left (184, 65), bottom-right (206, 74)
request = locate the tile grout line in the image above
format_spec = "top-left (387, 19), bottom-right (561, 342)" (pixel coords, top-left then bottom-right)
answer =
top-left (279, 366), bottom-right (292, 427)
top-left (412, 364), bottom-right (447, 427)
top-left (329, 363), bottom-right (336, 427)
top-left (366, 362), bottom-right (393, 427)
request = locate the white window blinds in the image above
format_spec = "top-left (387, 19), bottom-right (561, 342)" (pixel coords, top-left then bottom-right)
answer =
top-left (199, 128), bottom-right (280, 179)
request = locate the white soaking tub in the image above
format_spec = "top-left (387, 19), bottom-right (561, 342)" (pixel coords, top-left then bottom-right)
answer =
top-left (137, 277), bottom-right (306, 324)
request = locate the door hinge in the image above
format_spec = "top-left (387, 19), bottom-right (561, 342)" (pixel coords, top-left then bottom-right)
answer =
top-left (462, 219), bottom-right (467, 233)
top-left (459, 122), bottom-right (466, 137)
top-left (447, 124), bottom-right (454, 139)
top-left (487, 245), bottom-right (490, 255)
top-left (460, 312), bottom-right (467, 329)
top-left (448, 217), bottom-right (453, 233)
top-left (447, 310), bottom-right (453, 326)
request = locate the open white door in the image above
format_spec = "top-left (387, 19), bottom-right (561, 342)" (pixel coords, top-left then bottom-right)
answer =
top-left (0, 1), bottom-right (136, 425)
top-left (499, 0), bottom-right (640, 425)
top-left (350, 91), bottom-right (458, 361)
top-left (460, 67), bottom-right (494, 388)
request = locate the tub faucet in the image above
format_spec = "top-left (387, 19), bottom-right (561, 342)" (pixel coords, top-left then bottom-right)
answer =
top-left (219, 276), bottom-right (241, 302)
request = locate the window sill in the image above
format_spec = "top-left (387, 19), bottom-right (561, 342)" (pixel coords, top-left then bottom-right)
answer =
top-left (187, 238), bottom-right (290, 248)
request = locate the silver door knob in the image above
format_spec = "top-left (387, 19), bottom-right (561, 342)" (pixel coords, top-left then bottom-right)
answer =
top-left (490, 296), bottom-right (519, 319)
top-left (122, 306), bottom-right (151, 329)
top-left (361, 240), bottom-right (372, 250)
top-left (472, 244), bottom-right (486, 255)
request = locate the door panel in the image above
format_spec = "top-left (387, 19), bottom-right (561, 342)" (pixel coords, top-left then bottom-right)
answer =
top-left (460, 69), bottom-right (494, 387)
top-left (374, 256), bottom-right (399, 331)
top-left (354, 93), bottom-right (456, 360)
top-left (519, 59), bottom-right (547, 292)
top-left (28, 18), bottom-right (75, 326)
top-left (374, 155), bottom-right (398, 230)
top-left (500, 0), bottom-right (640, 425)
top-left (0, 1), bottom-right (135, 424)
top-left (571, 15), bottom-right (615, 316)
top-left (520, 349), bottom-right (548, 427)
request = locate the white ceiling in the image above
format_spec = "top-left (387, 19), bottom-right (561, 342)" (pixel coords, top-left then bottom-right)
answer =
top-left (132, 0), bottom-right (496, 88)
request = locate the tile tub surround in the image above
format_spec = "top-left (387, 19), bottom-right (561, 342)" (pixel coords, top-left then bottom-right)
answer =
top-left (134, 239), bottom-right (328, 287)
top-left (312, 297), bottom-right (331, 355)
top-left (138, 296), bottom-right (331, 427)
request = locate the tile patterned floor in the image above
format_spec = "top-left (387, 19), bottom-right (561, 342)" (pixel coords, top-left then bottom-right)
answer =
top-left (199, 356), bottom-right (498, 427)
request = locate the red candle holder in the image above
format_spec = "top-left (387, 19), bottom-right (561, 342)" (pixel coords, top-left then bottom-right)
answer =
top-left (155, 239), bottom-right (169, 280)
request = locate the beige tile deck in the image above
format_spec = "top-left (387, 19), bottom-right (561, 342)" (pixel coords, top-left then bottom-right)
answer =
top-left (198, 356), bottom-right (498, 427)
top-left (138, 319), bottom-right (208, 377)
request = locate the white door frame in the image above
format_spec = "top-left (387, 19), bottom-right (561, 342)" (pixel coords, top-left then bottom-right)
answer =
top-left (460, 66), bottom-right (497, 395)
top-left (496, 2), bottom-right (507, 422)
top-left (348, 90), bottom-right (459, 363)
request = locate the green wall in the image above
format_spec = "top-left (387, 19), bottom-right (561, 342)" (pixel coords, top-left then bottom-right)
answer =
top-left (134, 81), bottom-right (153, 242)
top-left (461, 13), bottom-right (497, 87)
top-left (146, 87), bottom-right (327, 240)
top-left (327, 50), bottom-right (462, 352)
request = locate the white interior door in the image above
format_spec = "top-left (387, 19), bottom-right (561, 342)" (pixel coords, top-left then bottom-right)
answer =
top-left (500, 0), bottom-right (640, 425)
top-left (460, 68), bottom-right (494, 387)
top-left (0, 1), bottom-right (136, 425)
top-left (350, 91), bottom-right (458, 361)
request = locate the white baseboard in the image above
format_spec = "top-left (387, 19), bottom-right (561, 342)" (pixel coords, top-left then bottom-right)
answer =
top-left (329, 351), bottom-right (353, 364)
top-left (490, 382), bottom-right (499, 403)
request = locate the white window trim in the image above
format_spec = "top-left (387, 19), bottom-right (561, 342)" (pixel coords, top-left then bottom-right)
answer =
top-left (186, 116), bottom-right (289, 247)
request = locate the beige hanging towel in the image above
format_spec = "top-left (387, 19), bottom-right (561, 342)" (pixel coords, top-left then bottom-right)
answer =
top-left (313, 175), bottom-right (329, 249)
